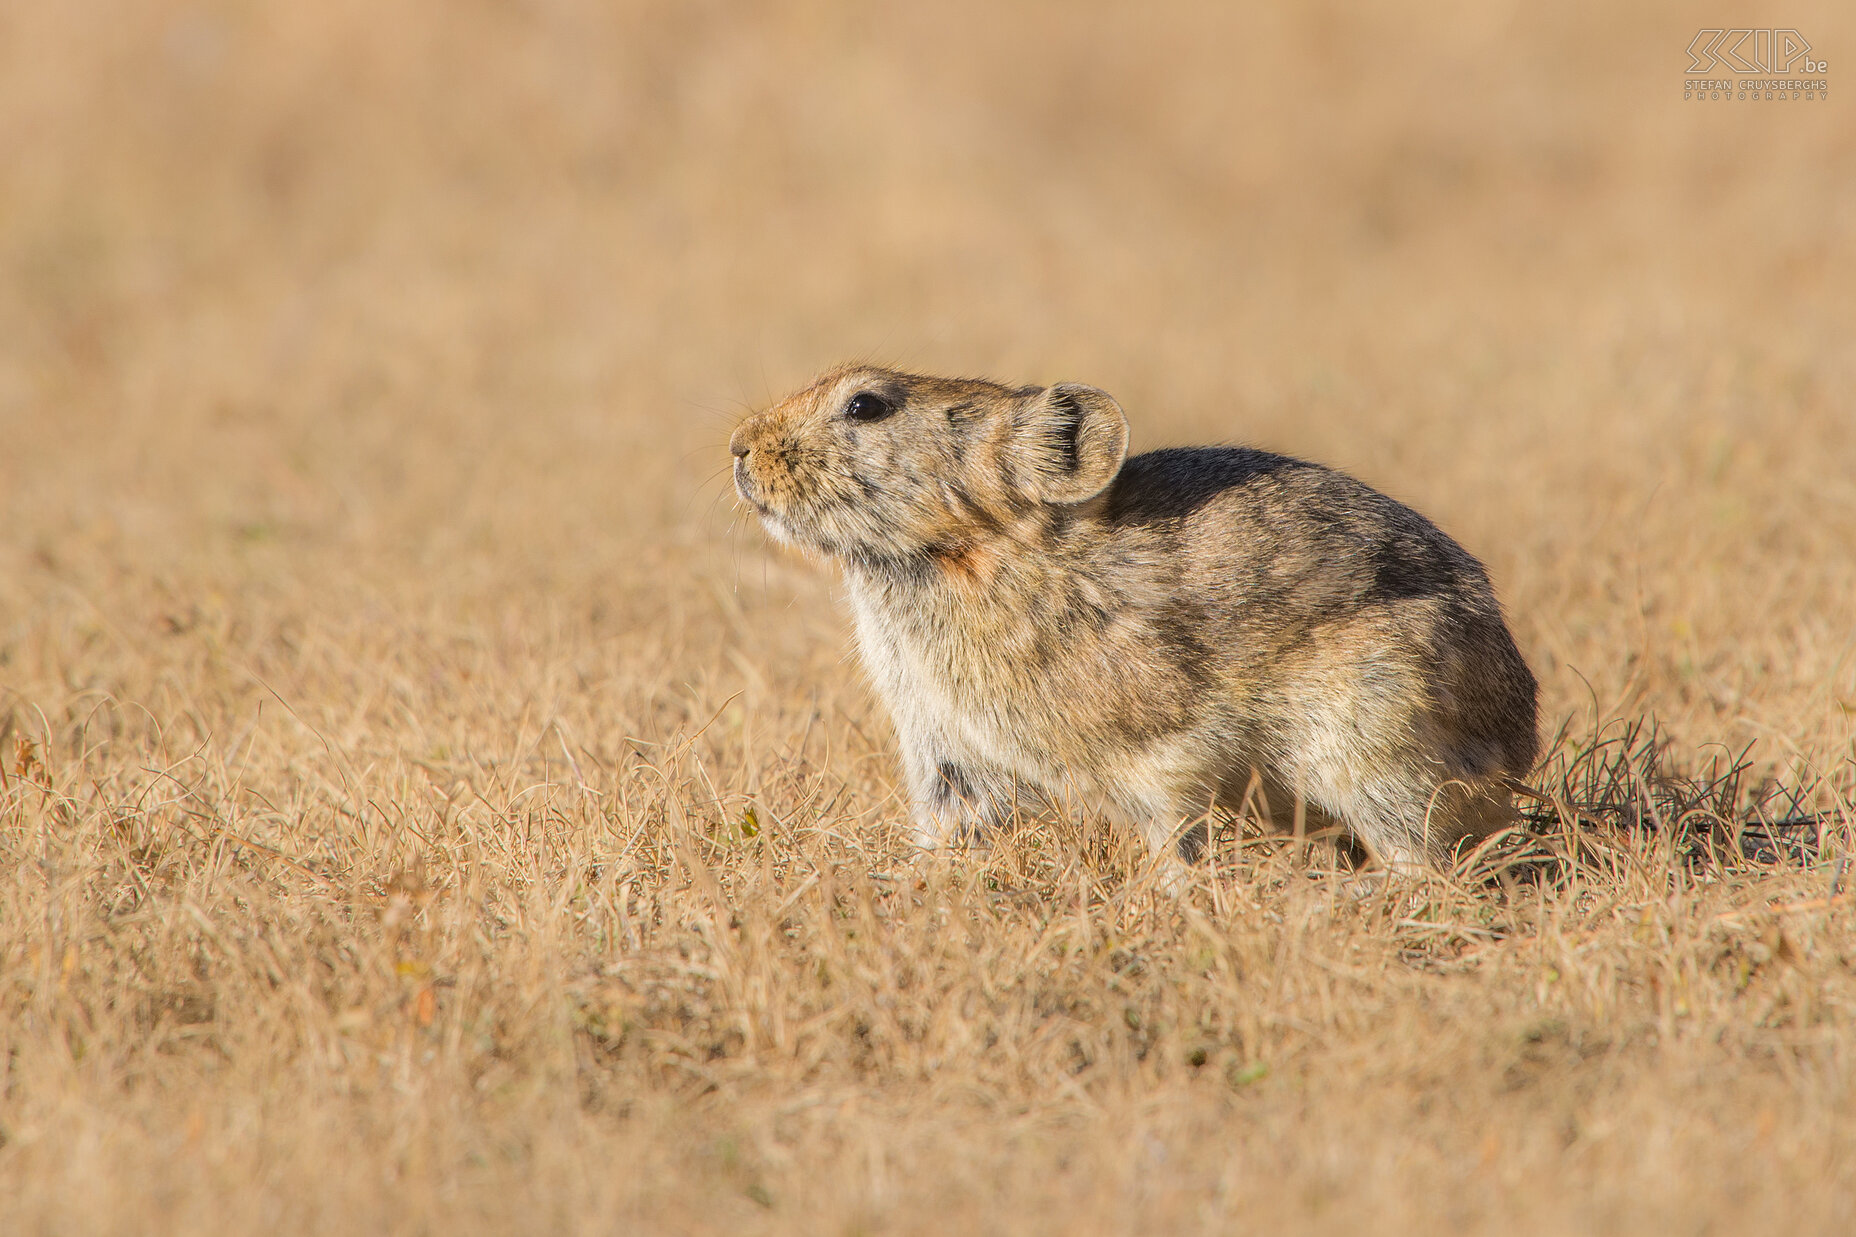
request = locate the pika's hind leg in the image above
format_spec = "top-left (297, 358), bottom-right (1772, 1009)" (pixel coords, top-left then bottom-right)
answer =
top-left (1323, 776), bottom-right (1443, 873)
top-left (1281, 660), bottom-right (1521, 871)
top-left (1319, 769), bottom-right (1519, 873)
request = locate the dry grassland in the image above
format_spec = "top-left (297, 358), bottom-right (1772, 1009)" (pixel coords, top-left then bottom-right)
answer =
top-left (3, 3), bottom-right (1855, 1233)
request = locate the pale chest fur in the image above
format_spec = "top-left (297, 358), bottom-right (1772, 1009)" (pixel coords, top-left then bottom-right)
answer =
top-left (846, 579), bottom-right (1071, 785)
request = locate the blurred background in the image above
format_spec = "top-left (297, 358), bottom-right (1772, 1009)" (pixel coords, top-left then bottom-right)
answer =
top-left (2, 0), bottom-right (1852, 758)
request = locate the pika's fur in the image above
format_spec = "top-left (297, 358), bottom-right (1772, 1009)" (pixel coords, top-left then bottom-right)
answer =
top-left (731, 365), bottom-right (1538, 873)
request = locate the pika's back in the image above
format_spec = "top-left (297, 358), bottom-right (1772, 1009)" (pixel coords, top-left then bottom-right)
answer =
top-left (1102, 445), bottom-right (1494, 631)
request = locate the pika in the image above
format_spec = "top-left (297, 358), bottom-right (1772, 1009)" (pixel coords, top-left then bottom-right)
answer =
top-left (730, 365), bottom-right (1538, 874)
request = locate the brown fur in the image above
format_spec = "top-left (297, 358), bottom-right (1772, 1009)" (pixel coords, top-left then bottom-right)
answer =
top-left (731, 365), bottom-right (1539, 872)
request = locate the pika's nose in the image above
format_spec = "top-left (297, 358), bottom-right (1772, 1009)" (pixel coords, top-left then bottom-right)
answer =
top-left (730, 427), bottom-right (752, 459)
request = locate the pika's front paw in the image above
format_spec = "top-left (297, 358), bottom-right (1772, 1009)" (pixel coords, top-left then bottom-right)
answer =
top-left (909, 816), bottom-right (990, 853)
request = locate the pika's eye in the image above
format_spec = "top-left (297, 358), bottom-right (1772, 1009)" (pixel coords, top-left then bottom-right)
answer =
top-left (843, 392), bottom-right (896, 423)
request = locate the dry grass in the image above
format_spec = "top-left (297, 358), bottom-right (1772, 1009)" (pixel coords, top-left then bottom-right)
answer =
top-left (3, 2), bottom-right (1855, 1233)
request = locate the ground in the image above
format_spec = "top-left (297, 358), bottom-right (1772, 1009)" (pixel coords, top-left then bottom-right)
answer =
top-left (1, 3), bottom-right (1853, 1234)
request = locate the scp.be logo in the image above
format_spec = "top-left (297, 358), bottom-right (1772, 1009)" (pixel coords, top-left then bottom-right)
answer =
top-left (1685, 29), bottom-right (1824, 74)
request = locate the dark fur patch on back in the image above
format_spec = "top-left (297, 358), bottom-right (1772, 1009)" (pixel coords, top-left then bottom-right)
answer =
top-left (1105, 447), bottom-right (1312, 525)
top-left (1366, 537), bottom-right (1455, 602)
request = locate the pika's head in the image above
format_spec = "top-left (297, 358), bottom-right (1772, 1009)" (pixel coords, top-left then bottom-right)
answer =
top-left (730, 365), bottom-right (1129, 570)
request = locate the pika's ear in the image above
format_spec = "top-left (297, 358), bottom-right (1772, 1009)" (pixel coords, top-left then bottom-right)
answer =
top-left (1018, 383), bottom-right (1129, 505)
